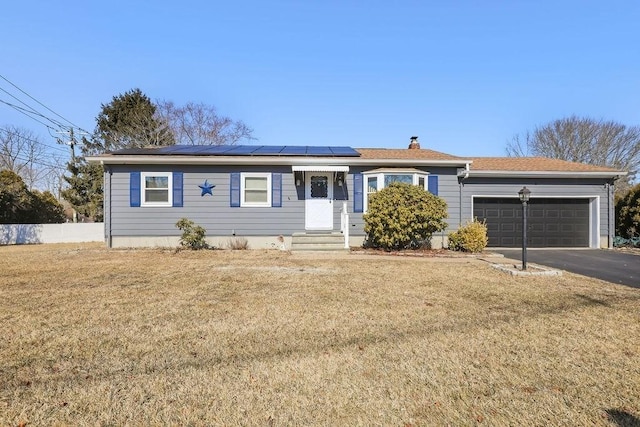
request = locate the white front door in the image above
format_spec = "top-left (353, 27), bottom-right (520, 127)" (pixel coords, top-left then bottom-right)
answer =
top-left (305, 172), bottom-right (334, 230)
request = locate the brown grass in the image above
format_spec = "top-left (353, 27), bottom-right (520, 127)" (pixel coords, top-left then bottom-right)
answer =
top-left (1, 244), bottom-right (639, 426)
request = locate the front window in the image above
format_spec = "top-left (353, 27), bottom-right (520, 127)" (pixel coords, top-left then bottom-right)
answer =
top-left (384, 174), bottom-right (413, 186)
top-left (367, 176), bottom-right (378, 194)
top-left (363, 170), bottom-right (428, 212)
top-left (141, 172), bottom-right (172, 206)
top-left (241, 173), bottom-right (271, 207)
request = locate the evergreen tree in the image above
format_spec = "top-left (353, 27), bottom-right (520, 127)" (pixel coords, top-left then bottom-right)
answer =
top-left (84, 88), bottom-right (174, 155)
top-left (61, 154), bottom-right (104, 221)
top-left (0, 170), bottom-right (65, 224)
top-left (63, 88), bottom-right (173, 220)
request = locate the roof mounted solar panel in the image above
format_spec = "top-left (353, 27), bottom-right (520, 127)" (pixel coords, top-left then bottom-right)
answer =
top-left (280, 146), bottom-right (308, 155)
top-left (110, 144), bottom-right (361, 157)
top-left (193, 145), bottom-right (234, 155)
top-left (306, 146), bottom-right (333, 155)
top-left (224, 145), bottom-right (259, 155)
top-left (329, 146), bottom-right (360, 156)
top-left (253, 145), bottom-right (286, 155)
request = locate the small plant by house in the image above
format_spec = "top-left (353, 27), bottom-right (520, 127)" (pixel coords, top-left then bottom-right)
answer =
top-left (448, 219), bottom-right (488, 253)
top-left (175, 218), bottom-right (209, 250)
top-left (227, 236), bottom-right (249, 250)
top-left (363, 182), bottom-right (448, 250)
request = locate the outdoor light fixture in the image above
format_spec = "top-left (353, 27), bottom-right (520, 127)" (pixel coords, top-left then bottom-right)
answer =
top-left (337, 172), bottom-right (344, 187)
top-left (518, 186), bottom-right (531, 270)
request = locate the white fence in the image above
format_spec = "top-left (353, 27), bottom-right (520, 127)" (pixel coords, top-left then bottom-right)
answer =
top-left (0, 223), bottom-right (104, 245)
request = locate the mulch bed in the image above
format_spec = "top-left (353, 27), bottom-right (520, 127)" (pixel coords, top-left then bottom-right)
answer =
top-left (350, 247), bottom-right (495, 258)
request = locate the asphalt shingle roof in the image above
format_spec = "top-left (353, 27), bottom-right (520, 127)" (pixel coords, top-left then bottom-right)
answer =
top-left (469, 157), bottom-right (621, 172)
top-left (356, 148), bottom-right (464, 161)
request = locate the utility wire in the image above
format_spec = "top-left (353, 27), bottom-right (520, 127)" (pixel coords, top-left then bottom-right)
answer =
top-left (0, 86), bottom-right (69, 130)
top-left (3, 153), bottom-right (65, 169)
top-left (0, 86), bottom-right (45, 117)
top-left (0, 96), bottom-right (69, 129)
top-left (0, 98), bottom-right (59, 129)
top-left (0, 73), bottom-right (89, 133)
top-left (0, 126), bottom-right (70, 154)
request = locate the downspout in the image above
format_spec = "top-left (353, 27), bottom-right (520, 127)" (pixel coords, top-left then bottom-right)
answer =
top-left (106, 164), bottom-right (113, 249)
top-left (458, 163), bottom-right (470, 227)
top-left (606, 179), bottom-right (616, 249)
top-left (607, 180), bottom-right (613, 249)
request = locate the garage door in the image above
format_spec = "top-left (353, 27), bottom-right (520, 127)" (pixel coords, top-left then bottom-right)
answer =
top-left (473, 198), bottom-right (590, 248)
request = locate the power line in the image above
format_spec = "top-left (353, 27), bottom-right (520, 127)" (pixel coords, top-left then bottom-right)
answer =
top-left (3, 153), bottom-right (64, 170)
top-left (0, 73), bottom-right (89, 133)
top-left (0, 126), bottom-right (70, 154)
top-left (0, 98), bottom-right (59, 129)
top-left (0, 86), bottom-right (47, 119)
top-left (0, 95), bottom-right (70, 129)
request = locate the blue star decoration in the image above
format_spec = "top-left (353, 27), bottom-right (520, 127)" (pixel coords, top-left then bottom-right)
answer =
top-left (198, 179), bottom-right (215, 196)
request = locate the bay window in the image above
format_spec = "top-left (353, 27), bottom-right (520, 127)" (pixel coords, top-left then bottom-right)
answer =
top-left (362, 169), bottom-right (429, 212)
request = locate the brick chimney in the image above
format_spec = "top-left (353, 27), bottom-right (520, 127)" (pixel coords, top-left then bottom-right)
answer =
top-left (408, 136), bottom-right (420, 149)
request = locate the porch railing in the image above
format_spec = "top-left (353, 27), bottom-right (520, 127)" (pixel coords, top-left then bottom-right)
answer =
top-left (340, 201), bottom-right (349, 249)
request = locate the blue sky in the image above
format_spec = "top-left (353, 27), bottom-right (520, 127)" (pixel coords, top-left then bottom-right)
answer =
top-left (1, 0), bottom-right (638, 163)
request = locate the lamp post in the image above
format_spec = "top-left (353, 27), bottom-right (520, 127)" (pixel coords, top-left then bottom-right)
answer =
top-left (518, 186), bottom-right (531, 271)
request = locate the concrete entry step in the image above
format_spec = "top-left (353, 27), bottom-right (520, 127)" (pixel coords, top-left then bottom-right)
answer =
top-left (291, 232), bottom-right (348, 251)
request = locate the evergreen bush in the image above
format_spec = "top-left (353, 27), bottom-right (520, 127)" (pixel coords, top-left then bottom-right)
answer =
top-left (363, 182), bottom-right (448, 250)
top-left (448, 219), bottom-right (488, 253)
top-left (615, 183), bottom-right (640, 240)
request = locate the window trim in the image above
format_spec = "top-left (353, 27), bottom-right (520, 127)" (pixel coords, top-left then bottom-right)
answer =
top-left (240, 172), bottom-right (272, 207)
top-left (362, 170), bottom-right (429, 212)
top-left (141, 172), bottom-right (172, 207)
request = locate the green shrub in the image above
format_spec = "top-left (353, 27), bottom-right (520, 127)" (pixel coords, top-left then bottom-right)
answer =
top-left (448, 219), bottom-right (488, 253)
top-left (363, 182), bottom-right (448, 250)
top-left (616, 183), bottom-right (640, 239)
top-left (175, 218), bottom-right (209, 250)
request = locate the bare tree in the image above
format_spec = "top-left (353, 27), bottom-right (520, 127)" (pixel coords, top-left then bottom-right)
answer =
top-left (41, 155), bottom-right (67, 198)
top-left (0, 125), bottom-right (52, 190)
top-left (155, 100), bottom-right (255, 145)
top-left (507, 116), bottom-right (640, 194)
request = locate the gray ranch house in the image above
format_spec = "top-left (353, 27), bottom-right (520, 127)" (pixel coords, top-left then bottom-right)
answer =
top-left (88, 137), bottom-right (625, 250)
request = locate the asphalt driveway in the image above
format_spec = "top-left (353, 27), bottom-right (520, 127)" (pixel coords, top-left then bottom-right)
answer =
top-left (494, 249), bottom-right (640, 288)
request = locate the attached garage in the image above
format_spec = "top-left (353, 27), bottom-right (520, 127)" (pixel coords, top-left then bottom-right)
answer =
top-left (473, 197), bottom-right (590, 248)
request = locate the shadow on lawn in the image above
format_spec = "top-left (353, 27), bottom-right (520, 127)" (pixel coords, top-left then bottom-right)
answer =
top-left (605, 408), bottom-right (640, 427)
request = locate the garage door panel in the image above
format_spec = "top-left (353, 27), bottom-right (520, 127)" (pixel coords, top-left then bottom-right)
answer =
top-left (529, 236), bottom-right (545, 246)
top-left (474, 198), bottom-right (590, 248)
top-left (545, 223), bottom-right (559, 233)
top-left (576, 210), bottom-right (589, 219)
top-left (546, 209), bottom-right (560, 218)
top-left (530, 209), bottom-right (544, 218)
top-left (501, 223), bottom-right (516, 233)
top-left (484, 208), bottom-right (500, 218)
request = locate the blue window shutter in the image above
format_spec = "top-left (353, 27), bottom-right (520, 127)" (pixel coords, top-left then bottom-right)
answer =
top-left (272, 173), bottom-right (282, 207)
top-left (130, 172), bottom-right (140, 207)
top-left (428, 175), bottom-right (439, 196)
top-left (172, 172), bottom-right (183, 207)
top-left (353, 173), bottom-right (363, 213)
top-left (230, 172), bottom-right (241, 207)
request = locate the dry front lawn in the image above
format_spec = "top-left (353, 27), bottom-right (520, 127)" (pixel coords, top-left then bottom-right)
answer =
top-left (1, 244), bottom-right (639, 426)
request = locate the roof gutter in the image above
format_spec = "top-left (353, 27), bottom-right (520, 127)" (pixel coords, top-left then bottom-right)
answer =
top-left (468, 170), bottom-right (628, 178)
top-left (86, 155), bottom-right (473, 167)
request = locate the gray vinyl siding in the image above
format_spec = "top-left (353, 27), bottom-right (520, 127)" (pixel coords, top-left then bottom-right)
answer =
top-left (107, 164), bottom-right (463, 239)
top-left (346, 166), bottom-right (461, 236)
top-left (460, 177), bottom-right (614, 241)
top-left (109, 165), bottom-right (305, 237)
